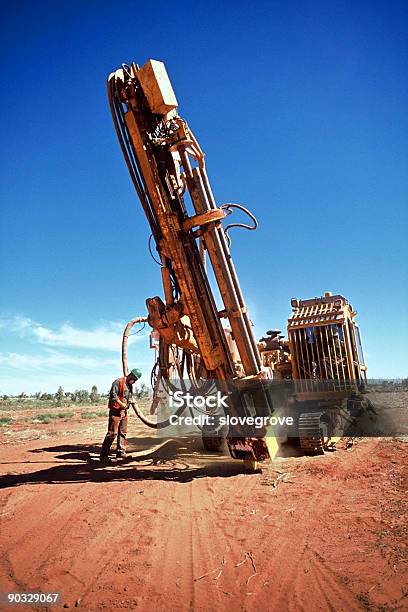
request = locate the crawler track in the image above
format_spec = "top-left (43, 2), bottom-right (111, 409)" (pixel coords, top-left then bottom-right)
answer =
top-left (298, 411), bottom-right (326, 454)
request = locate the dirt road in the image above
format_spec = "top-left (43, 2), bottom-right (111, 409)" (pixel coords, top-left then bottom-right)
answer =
top-left (0, 417), bottom-right (407, 611)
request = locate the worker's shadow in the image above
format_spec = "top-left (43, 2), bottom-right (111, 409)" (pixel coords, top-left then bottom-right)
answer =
top-left (0, 437), bottom-right (249, 490)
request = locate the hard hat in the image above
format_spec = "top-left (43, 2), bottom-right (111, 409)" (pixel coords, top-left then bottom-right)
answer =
top-left (130, 368), bottom-right (142, 380)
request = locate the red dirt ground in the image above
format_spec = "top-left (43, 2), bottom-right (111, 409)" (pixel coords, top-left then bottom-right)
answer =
top-left (0, 414), bottom-right (407, 611)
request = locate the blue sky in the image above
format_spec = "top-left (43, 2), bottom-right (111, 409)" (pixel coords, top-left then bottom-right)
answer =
top-left (0, 0), bottom-right (407, 394)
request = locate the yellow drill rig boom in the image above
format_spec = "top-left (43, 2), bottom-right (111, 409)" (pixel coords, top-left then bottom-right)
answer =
top-left (108, 59), bottom-right (276, 466)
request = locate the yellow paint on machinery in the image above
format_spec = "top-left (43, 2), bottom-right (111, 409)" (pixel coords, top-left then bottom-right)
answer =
top-left (137, 59), bottom-right (178, 115)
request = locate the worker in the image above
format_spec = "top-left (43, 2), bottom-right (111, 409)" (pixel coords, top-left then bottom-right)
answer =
top-left (100, 368), bottom-right (142, 463)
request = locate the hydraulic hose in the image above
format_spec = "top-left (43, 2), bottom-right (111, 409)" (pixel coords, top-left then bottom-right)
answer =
top-left (121, 317), bottom-right (186, 429)
top-left (122, 316), bottom-right (148, 377)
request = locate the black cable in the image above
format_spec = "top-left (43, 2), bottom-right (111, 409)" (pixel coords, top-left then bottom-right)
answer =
top-left (128, 323), bottom-right (146, 335)
top-left (108, 75), bottom-right (160, 240)
top-left (148, 234), bottom-right (162, 266)
top-left (220, 203), bottom-right (258, 237)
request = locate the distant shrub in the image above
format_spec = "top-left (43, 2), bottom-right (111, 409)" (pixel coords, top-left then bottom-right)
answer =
top-left (55, 386), bottom-right (65, 406)
top-left (71, 389), bottom-right (90, 403)
top-left (33, 412), bottom-right (74, 423)
top-left (134, 383), bottom-right (149, 399)
top-left (90, 385), bottom-right (101, 403)
top-left (33, 413), bottom-right (60, 424)
top-left (82, 411), bottom-right (106, 419)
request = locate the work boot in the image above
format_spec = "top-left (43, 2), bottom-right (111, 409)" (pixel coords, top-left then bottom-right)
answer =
top-left (116, 451), bottom-right (127, 459)
top-left (100, 454), bottom-right (112, 465)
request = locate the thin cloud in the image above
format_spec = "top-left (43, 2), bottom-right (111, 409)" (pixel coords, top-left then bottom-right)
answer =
top-left (0, 314), bottom-right (153, 394)
top-left (0, 351), bottom-right (118, 371)
top-left (0, 315), bottom-right (147, 351)
top-left (0, 315), bottom-right (34, 333)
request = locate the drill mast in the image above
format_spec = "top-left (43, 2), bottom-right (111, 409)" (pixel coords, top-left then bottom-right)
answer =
top-left (108, 59), bottom-right (273, 463)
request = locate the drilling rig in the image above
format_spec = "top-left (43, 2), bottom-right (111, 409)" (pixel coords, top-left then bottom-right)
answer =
top-left (107, 59), bottom-right (367, 466)
top-left (258, 292), bottom-right (367, 452)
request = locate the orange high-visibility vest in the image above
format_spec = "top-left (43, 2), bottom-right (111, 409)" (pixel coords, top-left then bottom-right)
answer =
top-left (109, 377), bottom-right (127, 410)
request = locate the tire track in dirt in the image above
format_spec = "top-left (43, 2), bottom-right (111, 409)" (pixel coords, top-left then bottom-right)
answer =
top-left (0, 490), bottom-right (28, 593)
top-left (3, 487), bottom-right (100, 591)
top-left (192, 442), bottom-right (381, 611)
top-left (47, 480), bottom-right (159, 608)
top-left (256, 446), bottom-right (365, 611)
top-left (6, 486), bottom-right (115, 588)
top-left (251, 491), bottom-right (360, 611)
top-left (2, 488), bottom-right (86, 591)
top-left (189, 473), bottom-right (270, 611)
top-left (2, 480), bottom-right (153, 608)
top-left (104, 469), bottom-right (262, 611)
top-left (132, 471), bottom-right (229, 609)
top-left (302, 551), bottom-right (361, 612)
top-left (71, 490), bottom-right (155, 610)
top-left (138, 482), bottom-right (196, 610)
top-left (190, 477), bottom-right (234, 611)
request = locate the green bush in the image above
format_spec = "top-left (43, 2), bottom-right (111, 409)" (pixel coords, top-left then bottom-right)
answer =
top-left (0, 417), bottom-right (12, 426)
top-left (82, 411), bottom-right (106, 419)
top-left (34, 412), bottom-right (74, 423)
top-left (34, 413), bottom-right (60, 424)
top-left (71, 389), bottom-right (90, 403)
top-left (55, 386), bottom-right (65, 406)
top-left (90, 385), bottom-right (101, 403)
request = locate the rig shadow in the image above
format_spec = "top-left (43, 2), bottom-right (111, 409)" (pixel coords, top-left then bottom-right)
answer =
top-left (0, 437), bottom-right (250, 489)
